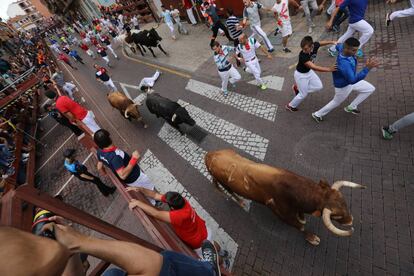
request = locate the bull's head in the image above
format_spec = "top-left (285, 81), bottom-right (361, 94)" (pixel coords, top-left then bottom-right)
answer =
top-left (149, 28), bottom-right (162, 42)
top-left (321, 181), bottom-right (366, 237)
top-left (171, 107), bottom-right (195, 126)
top-left (124, 103), bottom-right (141, 120)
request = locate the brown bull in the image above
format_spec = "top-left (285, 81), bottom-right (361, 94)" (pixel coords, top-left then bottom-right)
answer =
top-left (107, 92), bottom-right (147, 128)
top-left (205, 149), bottom-right (366, 245)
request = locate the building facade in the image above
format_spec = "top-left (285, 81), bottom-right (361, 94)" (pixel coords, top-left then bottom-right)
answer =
top-left (7, 0), bottom-right (44, 31)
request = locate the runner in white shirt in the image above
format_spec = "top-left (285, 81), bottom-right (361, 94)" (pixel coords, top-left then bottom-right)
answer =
top-left (236, 33), bottom-right (272, 90)
top-left (272, 0), bottom-right (293, 53)
top-left (138, 71), bottom-right (161, 93)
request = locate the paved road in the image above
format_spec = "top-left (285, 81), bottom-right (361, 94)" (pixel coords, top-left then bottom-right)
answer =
top-left (37, 1), bottom-right (414, 275)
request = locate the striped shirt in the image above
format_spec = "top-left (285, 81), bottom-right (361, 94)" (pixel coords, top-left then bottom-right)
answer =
top-left (226, 16), bottom-right (242, 40)
top-left (213, 45), bottom-right (235, 70)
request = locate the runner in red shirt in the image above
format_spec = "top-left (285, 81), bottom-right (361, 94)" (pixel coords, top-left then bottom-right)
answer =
top-left (44, 90), bottom-right (101, 134)
top-left (58, 53), bottom-right (77, 70)
top-left (128, 187), bottom-right (208, 249)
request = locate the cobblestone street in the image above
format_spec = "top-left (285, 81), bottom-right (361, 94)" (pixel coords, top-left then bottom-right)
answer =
top-left (34, 1), bottom-right (414, 275)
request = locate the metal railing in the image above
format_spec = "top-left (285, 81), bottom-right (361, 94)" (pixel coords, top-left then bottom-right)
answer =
top-left (0, 66), bottom-right (36, 95)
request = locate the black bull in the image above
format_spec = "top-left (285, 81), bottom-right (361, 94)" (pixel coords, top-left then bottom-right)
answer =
top-left (146, 93), bottom-right (195, 134)
top-left (125, 29), bottom-right (168, 58)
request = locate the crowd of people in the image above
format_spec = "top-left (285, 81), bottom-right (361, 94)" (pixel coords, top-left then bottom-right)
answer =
top-left (1, 0), bottom-right (413, 275)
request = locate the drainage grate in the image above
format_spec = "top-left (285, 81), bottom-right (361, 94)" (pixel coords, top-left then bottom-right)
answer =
top-left (187, 125), bottom-right (208, 143)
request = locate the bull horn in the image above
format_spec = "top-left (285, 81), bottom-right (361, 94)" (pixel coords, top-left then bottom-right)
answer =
top-left (124, 109), bottom-right (130, 118)
top-left (322, 208), bottom-right (354, 237)
top-left (171, 113), bottom-right (177, 122)
top-left (332, 181), bottom-right (366, 191)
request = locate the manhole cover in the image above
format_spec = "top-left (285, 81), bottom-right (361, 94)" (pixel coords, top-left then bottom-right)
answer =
top-left (293, 133), bottom-right (347, 173)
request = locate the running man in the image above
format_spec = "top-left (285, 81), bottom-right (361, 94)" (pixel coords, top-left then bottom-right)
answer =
top-left (242, 0), bottom-right (274, 53)
top-left (272, 0), bottom-right (293, 53)
top-left (139, 70), bottom-right (161, 93)
top-left (236, 33), bottom-right (272, 90)
top-left (100, 34), bottom-right (118, 59)
top-left (312, 38), bottom-right (379, 122)
top-left (212, 41), bottom-right (241, 96)
top-left (94, 64), bottom-right (117, 92)
top-left (386, 0), bottom-right (414, 26)
top-left (203, 1), bottom-right (233, 47)
top-left (327, 0), bottom-right (373, 58)
top-left (286, 36), bottom-right (337, 112)
top-left (381, 112), bottom-right (414, 140)
top-left (160, 5), bottom-right (176, 40)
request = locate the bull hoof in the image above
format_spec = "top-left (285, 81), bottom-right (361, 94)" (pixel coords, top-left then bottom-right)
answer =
top-left (305, 233), bottom-right (320, 246)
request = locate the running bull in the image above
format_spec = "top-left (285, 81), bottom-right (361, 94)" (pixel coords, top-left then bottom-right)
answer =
top-left (107, 92), bottom-right (147, 128)
top-left (205, 149), bottom-right (366, 245)
top-left (146, 93), bottom-right (195, 134)
top-left (124, 27), bottom-right (168, 58)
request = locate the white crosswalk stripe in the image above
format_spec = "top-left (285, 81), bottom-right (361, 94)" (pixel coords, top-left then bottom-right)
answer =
top-left (140, 150), bottom-right (238, 269)
top-left (119, 82), bottom-right (140, 99)
top-left (158, 123), bottom-right (252, 211)
top-left (185, 79), bottom-right (278, 122)
top-left (178, 100), bottom-right (268, 161)
top-left (248, 75), bottom-right (284, 91)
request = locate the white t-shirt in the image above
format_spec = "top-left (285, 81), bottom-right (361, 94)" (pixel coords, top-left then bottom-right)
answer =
top-left (131, 16), bottom-right (138, 26)
top-left (236, 38), bottom-right (261, 61)
top-left (272, 0), bottom-right (290, 23)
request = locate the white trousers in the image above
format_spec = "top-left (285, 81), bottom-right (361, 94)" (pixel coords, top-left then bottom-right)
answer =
top-left (140, 71), bottom-right (160, 88)
top-left (250, 25), bottom-right (274, 51)
top-left (245, 58), bottom-right (263, 85)
top-left (86, 49), bottom-right (95, 58)
top-left (102, 56), bottom-right (110, 64)
top-left (104, 78), bottom-right (116, 92)
top-left (314, 80), bottom-right (375, 117)
top-left (390, 0), bottom-right (414, 20)
top-left (166, 22), bottom-right (176, 38)
top-left (289, 70), bottom-right (323, 108)
top-left (218, 66), bottom-right (241, 92)
top-left (329, 19), bottom-right (374, 51)
top-left (81, 111), bottom-right (101, 134)
top-left (389, 112), bottom-right (414, 133)
top-left (186, 8), bottom-right (197, 24)
top-left (106, 44), bottom-right (118, 58)
top-left (63, 82), bottom-right (77, 100)
top-left (127, 171), bottom-right (156, 205)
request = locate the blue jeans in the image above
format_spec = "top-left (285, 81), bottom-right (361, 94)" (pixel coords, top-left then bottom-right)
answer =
top-left (159, 251), bottom-right (216, 276)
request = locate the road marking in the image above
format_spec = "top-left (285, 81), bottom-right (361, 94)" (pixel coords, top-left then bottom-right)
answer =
top-left (60, 62), bottom-right (131, 147)
top-left (36, 133), bottom-right (75, 175)
top-left (178, 100), bottom-right (268, 161)
top-left (133, 94), bottom-right (147, 105)
top-left (185, 79), bottom-right (278, 122)
top-left (248, 75), bottom-right (284, 91)
top-left (119, 82), bottom-right (140, 100)
top-left (140, 150), bottom-right (238, 269)
top-left (40, 123), bottom-right (59, 140)
top-left (55, 152), bottom-right (94, 196)
top-left (158, 123), bottom-right (251, 211)
top-left (122, 47), bottom-right (191, 79)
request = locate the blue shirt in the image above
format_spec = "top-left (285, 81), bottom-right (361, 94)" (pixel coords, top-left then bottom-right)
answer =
top-left (340, 0), bottom-right (367, 24)
top-left (333, 44), bottom-right (369, 88)
top-left (64, 160), bottom-right (79, 173)
top-left (97, 146), bottom-right (141, 184)
top-left (213, 46), bottom-right (235, 70)
top-left (161, 11), bottom-right (173, 24)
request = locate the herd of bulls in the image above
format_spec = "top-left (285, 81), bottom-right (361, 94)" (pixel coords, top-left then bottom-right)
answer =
top-left (105, 30), bottom-right (366, 246)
